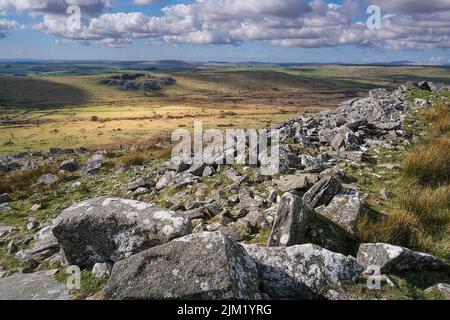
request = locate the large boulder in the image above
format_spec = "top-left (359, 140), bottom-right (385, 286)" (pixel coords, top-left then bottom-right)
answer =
top-left (244, 244), bottom-right (363, 299)
top-left (103, 232), bottom-right (263, 300)
top-left (303, 175), bottom-right (341, 209)
top-left (315, 188), bottom-right (361, 233)
top-left (52, 197), bottom-right (192, 269)
top-left (357, 243), bottom-right (447, 274)
top-left (268, 192), bottom-right (313, 247)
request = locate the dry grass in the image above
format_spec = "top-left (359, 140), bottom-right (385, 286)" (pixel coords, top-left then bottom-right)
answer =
top-left (0, 165), bottom-right (57, 194)
top-left (403, 138), bottom-right (450, 187)
top-left (119, 153), bottom-right (148, 166)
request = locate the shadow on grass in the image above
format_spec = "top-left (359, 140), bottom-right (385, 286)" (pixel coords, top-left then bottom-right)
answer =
top-left (0, 76), bottom-right (91, 109)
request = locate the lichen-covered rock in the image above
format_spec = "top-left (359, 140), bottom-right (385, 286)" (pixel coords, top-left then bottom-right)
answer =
top-left (36, 174), bottom-right (59, 185)
top-left (315, 188), bottom-right (361, 233)
top-left (244, 244), bottom-right (363, 299)
top-left (303, 175), bottom-right (341, 209)
top-left (155, 171), bottom-right (176, 190)
top-left (268, 192), bottom-right (313, 247)
top-left (274, 174), bottom-right (314, 192)
top-left (103, 232), bottom-right (263, 300)
top-left (0, 270), bottom-right (70, 300)
top-left (80, 154), bottom-right (103, 175)
top-left (52, 196), bottom-right (192, 269)
top-left (357, 243), bottom-right (448, 274)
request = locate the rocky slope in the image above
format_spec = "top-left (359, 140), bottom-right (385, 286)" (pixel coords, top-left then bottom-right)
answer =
top-left (0, 81), bottom-right (449, 300)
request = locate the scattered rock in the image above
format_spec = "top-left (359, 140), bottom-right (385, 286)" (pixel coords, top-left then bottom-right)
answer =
top-left (0, 193), bottom-right (11, 204)
top-left (36, 174), bottom-right (59, 185)
top-left (80, 154), bottom-right (103, 175)
top-left (92, 263), bottom-right (112, 278)
top-left (52, 196), bottom-right (192, 269)
top-left (59, 159), bottom-right (79, 172)
top-left (275, 175), bottom-right (309, 192)
top-left (316, 188), bottom-right (361, 233)
top-left (27, 217), bottom-right (38, 231)
top-left (380, 188), bottom-right (391, 200)
top-left (29, 204), bottom-right (41, 212)
top-left (0, 203), bottom-right (12, 213)
top-left (303, 175), bottom-right (341, 208)
top-left (268, 192), bottom-right (313, 247)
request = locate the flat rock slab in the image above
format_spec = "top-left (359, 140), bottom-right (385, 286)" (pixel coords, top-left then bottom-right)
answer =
top-left (0, 271), bottom-right (69, 300)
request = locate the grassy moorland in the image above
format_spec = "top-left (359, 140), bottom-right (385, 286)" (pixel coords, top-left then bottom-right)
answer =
top-left (2, 62), bottom-right (450, 154)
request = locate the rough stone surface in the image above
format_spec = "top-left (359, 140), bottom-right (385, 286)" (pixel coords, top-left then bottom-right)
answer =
top-left (92, 263), bottom-right (112, 278)
top-left (36, 174), bottom-right (59, 185)
top-left (80, 154), bottom-right (103, 175)
top-left (103, 232), bottom-right (263, 300)
top-left (303, 175), bottom-right (341, 209)
top-left (60, 159), bottom-right (79, 172)
top-left (0, 271), bottom-right (69, 300)
top-left (0, 193), bottom-right (11, 204)
top-left (268, 192), bottom-right (313, 247)
top-left (357, 243), bottom-right (448, 274)
top-left (275, 175), bottom-right (309, 192)
top-left (315, 188), bottom-right (361, 233)
top-left (244, 244), bottom-right (363, 299)
top-left (52, 196), bottom-right (192, 269)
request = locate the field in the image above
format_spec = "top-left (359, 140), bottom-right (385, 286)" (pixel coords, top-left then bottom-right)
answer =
top-left (1, 61), bottom-right (450, 154)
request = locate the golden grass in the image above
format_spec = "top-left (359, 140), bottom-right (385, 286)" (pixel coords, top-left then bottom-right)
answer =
top-left (119, 153), bottom-right (148, 166)
top-left (403, 138), bottom-right (450, 187)
top-left (0, 165), bottom-right (57, 194)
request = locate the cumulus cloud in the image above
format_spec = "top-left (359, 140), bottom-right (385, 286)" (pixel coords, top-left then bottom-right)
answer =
top-left (4, 0), bottom-right (450, 50)
top-left (0, 18), bottom-right (22, 38)
top-left (0, 0), bottom-right (109, 16)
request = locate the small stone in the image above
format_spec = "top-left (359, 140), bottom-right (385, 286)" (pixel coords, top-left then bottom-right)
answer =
top-left (0, 193), bottom-right (11, 204)
top-left (0, 203), bottom-right (12, 213)
top-left (27, 218), bottom-right (38, 231)
top-left (30, 204), bottom-right (42, 212)
top-left (380, 188), bottom-right (391, 200)
top-left (59, 159), bottom-right (79, 172)
top-left (92, 263), bottom-right (112, 278)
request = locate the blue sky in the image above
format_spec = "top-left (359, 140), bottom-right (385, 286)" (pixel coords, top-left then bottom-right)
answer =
top-left (0, 0), bottom-right (449, 63)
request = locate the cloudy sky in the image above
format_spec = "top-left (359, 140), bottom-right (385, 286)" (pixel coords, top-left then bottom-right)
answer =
top-left (0, 0), bottom-right (449, 63)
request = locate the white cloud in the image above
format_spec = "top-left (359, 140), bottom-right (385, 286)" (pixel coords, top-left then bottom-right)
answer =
top-left (0, 18), bottom-right (22, 38)
top-left (3, 0), bottom-right (450, 51)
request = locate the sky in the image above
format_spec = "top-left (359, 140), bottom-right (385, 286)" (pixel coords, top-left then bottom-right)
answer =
top-left (0, 0), bottom-right (449, 63)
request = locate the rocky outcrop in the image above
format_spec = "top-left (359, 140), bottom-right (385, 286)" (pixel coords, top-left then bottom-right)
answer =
top-left (52, 197), bottom-right (192, 269)
top-left (357, 243), bottom-right (448, 274)
top-left (103, 232), bottom-right (263, 300)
